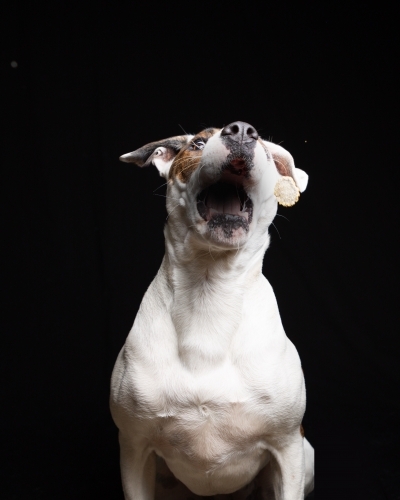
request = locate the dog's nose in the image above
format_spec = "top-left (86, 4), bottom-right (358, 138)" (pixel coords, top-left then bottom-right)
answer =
top-left (221, 121), bottom-right (259, 143)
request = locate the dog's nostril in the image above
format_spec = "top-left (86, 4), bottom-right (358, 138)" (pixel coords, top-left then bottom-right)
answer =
top-left (246, 127), bottom-right (258, 140)
top-left (231, 124), bottom-right (239, 135)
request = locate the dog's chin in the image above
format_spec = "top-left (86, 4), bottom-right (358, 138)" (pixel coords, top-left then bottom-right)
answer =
top-left (203, 214), bottom-right (250, 248)
top-left (196, 209), bottom-right (253, 249)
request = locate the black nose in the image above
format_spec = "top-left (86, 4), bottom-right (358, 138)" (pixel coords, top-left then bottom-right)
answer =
top-left (221, 121), bottom-right (259, 143)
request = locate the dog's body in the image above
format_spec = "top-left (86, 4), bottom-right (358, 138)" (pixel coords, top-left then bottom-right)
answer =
top-left (110, 122), bottom-right (314, 499)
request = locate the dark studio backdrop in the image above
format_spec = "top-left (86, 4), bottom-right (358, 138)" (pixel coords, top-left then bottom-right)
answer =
top-left (2, 2), bottom-right (399, 499)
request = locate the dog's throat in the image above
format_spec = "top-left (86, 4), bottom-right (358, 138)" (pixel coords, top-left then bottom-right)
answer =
top-left (197, 182), bottom-right (253, 224)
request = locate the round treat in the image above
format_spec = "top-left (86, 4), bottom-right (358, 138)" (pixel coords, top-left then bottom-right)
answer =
top-left (274, 176), bottom-right (300, 207)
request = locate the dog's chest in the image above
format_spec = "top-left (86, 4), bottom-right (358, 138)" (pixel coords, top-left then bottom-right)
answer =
top-left (135, 357), bottom-right (303, 495)
top-left (136, 352), bottom-right (304, 457)
top-left (152, 393), bottom-right (269, 463)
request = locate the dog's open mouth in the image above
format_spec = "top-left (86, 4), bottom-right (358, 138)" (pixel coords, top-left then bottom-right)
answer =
top-left (196, 168), bottom-right (253, 234)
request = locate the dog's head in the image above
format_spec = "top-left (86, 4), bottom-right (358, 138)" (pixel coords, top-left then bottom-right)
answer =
top-left (120, 122), bottom-right (308, 250)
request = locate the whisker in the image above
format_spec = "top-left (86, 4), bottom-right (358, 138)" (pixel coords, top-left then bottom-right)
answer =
top-left (197, 250), bottom-right (214, 259)
top-left (275, 213), bottom-right (290, 222)
top-left (153, 193), bottom-right (180, 201)
top-left (172, 157), bottom-right (200, 168)
top-left (180, 160), bottom-right (201, 171)
top-left (271, 222), bottom-right (281, 239)
top-left (166, 203), bottom-right (181, 220)
top-left (178, 124), bottom-right (190, 135)
top-left (208, 246), bottom-right (216, 261)
top-left (153, 182), bottom-right (168, 193)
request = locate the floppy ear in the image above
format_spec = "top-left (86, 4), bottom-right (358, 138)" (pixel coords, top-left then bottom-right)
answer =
top-left (119, 135), bottom-right (193, 179)
top-left (262, 140), bottom-right (308, 192)
top-left (292, 167), bottom-right (308, 193)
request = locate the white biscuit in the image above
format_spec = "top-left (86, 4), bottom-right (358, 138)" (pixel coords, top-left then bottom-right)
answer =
top-left (274, 176), bottom-right (300, 207)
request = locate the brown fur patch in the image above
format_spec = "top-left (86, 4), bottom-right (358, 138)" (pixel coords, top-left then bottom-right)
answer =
top-left (300, 424), bottom-right (305, 437)
top-left (169, 146), bottom-right (202, 183)
top-left (271, 153), bottom-right (292, 177)
top-left (169, 128), bottom-right (219, 183)
top-left (260, 139), bottom-right (294, 178)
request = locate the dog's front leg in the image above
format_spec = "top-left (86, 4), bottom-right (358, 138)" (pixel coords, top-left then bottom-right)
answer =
top-left (119, 432), bottom-right (156, 500)
top-left (270, 436), bottom-right (306, 500)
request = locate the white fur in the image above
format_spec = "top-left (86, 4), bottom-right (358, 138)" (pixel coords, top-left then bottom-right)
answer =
top-left (152, 147), bottom-right (173, 178)
top-left (111, 130), bottom-right (314, 499)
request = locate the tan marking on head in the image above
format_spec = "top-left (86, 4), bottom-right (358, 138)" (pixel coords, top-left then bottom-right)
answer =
top-left (168, 145), bottom-right (202, 183)
top-left (169, 128), bottom-right (220, 182)
top-left (300, 424), bottom-right (305, 437)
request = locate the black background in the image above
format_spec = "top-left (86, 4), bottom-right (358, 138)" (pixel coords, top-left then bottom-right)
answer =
top-left (2, 2), bottom-right (399, 499)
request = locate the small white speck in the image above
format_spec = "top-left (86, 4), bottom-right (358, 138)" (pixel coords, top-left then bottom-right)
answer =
top-left (11, 61), bottom-right (18, 68)
top-left (179, 197), bottom-right (185, 207)
top-left (304, 140), bottom-right (307, 143)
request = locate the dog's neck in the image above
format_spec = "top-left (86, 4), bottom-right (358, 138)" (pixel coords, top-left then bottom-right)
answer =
top-left (161, 224), bottom-right (270, 371)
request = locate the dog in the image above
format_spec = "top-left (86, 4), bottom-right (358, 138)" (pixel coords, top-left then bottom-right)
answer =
top-left (110, 121), bottom-right (314, 499)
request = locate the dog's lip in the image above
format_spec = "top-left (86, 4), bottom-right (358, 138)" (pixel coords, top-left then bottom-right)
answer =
top-left (227, 158), bottom-right (248, 175)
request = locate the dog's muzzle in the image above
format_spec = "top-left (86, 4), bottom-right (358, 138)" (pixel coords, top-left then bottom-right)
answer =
top-left (196, 122), bottom-right (259, 237)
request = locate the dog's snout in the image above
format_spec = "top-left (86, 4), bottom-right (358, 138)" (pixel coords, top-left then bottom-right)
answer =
top-left (221, 121), bottom-right (259, 143)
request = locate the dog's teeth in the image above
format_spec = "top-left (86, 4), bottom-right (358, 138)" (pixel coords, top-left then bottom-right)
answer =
top-left (198, 182), bottom-right (252, 221)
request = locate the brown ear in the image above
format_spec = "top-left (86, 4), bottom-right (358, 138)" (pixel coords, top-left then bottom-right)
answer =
top-left (262, 140), bottom-right (295, 177)
top-left (262, 140), bottom-right (308, 193)
top-left (119, 135), bottom-right (191, 167)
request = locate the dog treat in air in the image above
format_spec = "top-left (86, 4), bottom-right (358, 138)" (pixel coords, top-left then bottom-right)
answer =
top-left (274, 176), bottom-right (300, 207)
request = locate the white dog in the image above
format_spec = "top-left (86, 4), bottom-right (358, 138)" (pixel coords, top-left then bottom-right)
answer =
top-left (110, 121), bottom-right (314, 499)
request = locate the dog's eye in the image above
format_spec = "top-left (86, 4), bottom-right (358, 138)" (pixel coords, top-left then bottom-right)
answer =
top-left (190, 139), bottom-right (206, 151)
top-left (154, 147), bottom-right (165, 156)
